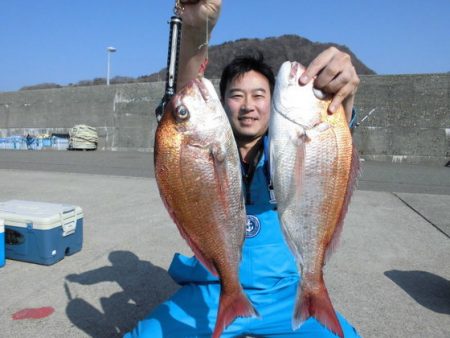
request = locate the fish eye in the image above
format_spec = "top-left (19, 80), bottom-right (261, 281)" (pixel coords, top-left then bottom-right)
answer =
top-left (175, 105), bottom-right (190, 121)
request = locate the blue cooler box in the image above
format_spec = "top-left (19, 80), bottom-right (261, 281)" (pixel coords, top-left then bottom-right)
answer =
top-left (0, 219), bottom-right (4, 267)
top-left (0, 200), bottom-right (83, 265)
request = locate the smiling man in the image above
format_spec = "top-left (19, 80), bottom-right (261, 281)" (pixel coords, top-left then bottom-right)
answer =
top-left (221, 63), bottom-right (273, 161)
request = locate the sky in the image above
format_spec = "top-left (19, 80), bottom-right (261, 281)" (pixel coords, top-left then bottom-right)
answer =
top-left (1, 0), bottom-right (449, 92)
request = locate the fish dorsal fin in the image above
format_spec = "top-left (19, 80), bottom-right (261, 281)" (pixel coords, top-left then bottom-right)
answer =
top-left (325, 143), bottom-right (361, 262)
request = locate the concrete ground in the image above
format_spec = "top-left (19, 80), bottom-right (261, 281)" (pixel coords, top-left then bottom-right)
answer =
top-left (0, 150), bottom-right (449, 338)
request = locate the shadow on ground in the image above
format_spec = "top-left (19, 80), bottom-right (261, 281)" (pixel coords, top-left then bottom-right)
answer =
top-left (384, 270), bottom-right (450, 314)
top-left (64, 251), bottom-right (179, 337)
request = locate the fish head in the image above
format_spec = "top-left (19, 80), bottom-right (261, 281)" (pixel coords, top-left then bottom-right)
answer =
top-left (272, 61), bottom-right (330, 129)
top-left (161, 77), bottom-right (226, 136)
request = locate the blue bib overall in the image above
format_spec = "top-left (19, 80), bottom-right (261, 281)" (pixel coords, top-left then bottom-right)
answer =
top-left (125, 136), bottom-right (360, 337)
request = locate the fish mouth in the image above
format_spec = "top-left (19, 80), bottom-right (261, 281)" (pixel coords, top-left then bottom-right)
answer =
top-left (192, 78), bottom-right (211, 102)
top-left (177, 78), bottom-right (211, 104)
top-left (289, 61), bottom-right (304, 80)
top-left (281, 61), bottom-right (331, 101)
top-left (289, 61), bottom-right (330, 100)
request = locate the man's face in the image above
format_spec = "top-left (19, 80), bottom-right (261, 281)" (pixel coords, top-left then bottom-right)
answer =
top-left (222, 70), bottom-right (271, 145)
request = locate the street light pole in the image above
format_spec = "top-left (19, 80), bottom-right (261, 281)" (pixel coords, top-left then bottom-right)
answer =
top-left (106, 46), bottom-right (117, 86)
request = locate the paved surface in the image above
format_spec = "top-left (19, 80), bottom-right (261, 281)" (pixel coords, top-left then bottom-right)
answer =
top-left (0, 150), bottom-right (449, 338)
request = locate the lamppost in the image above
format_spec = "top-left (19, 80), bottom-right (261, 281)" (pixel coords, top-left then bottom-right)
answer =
top-left (106, 46), bottom-right (117, 86)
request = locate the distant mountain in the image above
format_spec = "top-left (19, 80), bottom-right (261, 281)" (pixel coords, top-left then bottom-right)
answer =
top-left (210, 34), bottom-right (375, 75)
top-left (20, 34), bottom-right (375, 90)
top-left (146, 34), bottom-right (376, 82)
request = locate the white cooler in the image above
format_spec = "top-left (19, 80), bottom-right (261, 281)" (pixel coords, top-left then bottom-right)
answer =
top-left (0, 200), bottom-right (83, 265)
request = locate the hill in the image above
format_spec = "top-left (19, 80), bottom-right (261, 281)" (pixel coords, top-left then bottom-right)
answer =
top-left (144, 34), bottom-right (375, 83)
top-left (20, 34), bottom-right (375, 90)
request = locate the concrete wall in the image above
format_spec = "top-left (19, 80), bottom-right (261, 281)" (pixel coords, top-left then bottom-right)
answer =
top-left (353, 74), bottom-right (449, 165)
top-left (0, 82), bottom-right (164, 151)
top-left (1, 74), bottom-right (449, 164)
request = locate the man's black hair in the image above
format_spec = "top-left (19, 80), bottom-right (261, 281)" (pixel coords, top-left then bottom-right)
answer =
top-left (219, 52), bottom-right (275, 100)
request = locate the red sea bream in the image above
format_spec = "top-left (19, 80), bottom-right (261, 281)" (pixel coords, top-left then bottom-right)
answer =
top-left (154, 77), bottom-right (258, 338)
top-left (269, 61), bottom-right (359, 338)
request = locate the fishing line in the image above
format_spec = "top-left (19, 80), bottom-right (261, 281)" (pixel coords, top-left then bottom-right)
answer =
top-left (197, 14), bottom-right (209, 77)
top-left (198, 14), bottom-right (209, 54)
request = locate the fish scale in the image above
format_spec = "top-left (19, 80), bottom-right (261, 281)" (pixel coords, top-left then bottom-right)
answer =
top-left (270, 61), bottom-right (359, 338)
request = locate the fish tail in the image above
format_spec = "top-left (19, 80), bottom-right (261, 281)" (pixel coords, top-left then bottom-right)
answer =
top-left (293, 280), bottom-right (344, 338)
top-left (212, 289), bottom-right (259, 338)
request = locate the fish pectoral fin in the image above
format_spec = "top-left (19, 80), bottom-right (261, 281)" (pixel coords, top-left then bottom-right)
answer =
top-left (315, 121), bottom-right (331, 132)
top-left (209, 142), bottom-right (233, 208)
top-left (292, 126), bottom-right (309, 146)
top-left (275, 130), bottom-right (306, 207)
top-left (210, 142), bottom-right (227, 163)
top-left (306, 122), bottom-right (331, 139)
top-left (294, 135), bottom-right (306, 200)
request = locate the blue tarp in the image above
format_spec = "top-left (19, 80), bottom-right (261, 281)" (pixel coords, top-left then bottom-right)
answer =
top-left (0, 136), bottom-right (69, 150)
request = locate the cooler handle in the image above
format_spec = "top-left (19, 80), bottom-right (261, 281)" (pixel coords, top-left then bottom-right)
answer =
top-left (61, 209), bottom-right (76, 237)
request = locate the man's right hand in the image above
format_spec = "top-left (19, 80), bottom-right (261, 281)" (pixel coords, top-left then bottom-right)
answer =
top-left (177, 0), bottom-right (222, 89)
top-left (179, 0), bottom-right (221, 33)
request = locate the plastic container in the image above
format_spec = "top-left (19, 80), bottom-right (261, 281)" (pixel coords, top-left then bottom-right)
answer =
top-left (0, 200), bottom-right (83, 265)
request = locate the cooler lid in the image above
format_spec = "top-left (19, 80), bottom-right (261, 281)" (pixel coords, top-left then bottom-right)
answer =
top-left (0, 200), bottom-right (82, 229)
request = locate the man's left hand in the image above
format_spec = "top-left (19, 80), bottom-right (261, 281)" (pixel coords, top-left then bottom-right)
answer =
top-left (299, 47), bottom-right (360, 120)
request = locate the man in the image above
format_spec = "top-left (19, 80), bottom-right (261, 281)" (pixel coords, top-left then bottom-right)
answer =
top-left (125, 1), bottom-right (360, 336)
